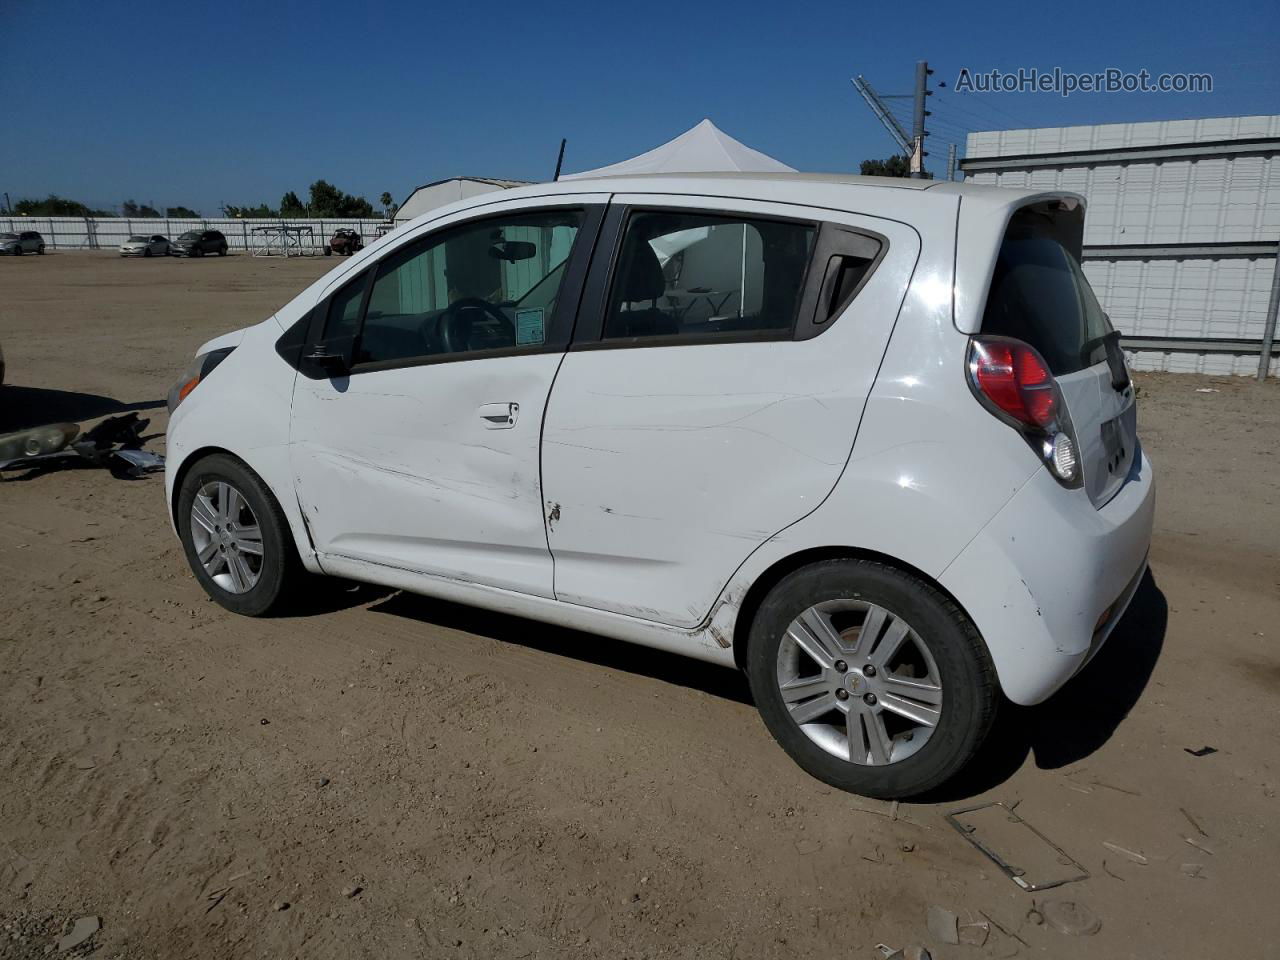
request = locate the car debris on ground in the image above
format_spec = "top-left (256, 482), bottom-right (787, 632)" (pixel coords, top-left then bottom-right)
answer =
top-left (0, 413), bottom-right (163, 478)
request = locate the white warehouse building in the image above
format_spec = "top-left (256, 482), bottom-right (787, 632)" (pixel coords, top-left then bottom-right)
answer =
top-left (962, 114), bottom-right (1280, 378)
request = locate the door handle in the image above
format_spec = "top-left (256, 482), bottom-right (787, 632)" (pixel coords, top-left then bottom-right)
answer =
top-left (479, 402), bottom-right (519, 429)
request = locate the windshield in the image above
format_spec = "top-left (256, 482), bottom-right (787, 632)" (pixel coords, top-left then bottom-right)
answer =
top-left (0, 233), bottom-right (16, 241)
top-left (127, 236), bottom-right (147, 243)
top-left (981, 213), bottom-right (1114, 375)
top-left (179, 231), bottom-right (200, 240)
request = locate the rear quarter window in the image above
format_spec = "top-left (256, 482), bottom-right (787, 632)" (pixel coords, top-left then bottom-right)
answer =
top-left (981, 212), bottom-right (1112, 375)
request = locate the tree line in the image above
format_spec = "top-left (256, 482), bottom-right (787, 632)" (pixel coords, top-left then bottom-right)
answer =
top-left (222, 181), bottom-right (395, 219)
top-left (5, 179), bottom-right (395, 219)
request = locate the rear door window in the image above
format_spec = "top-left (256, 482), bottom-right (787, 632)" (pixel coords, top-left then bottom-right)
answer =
top-left (981, 214), bottom-right (1113, 375)
top-left (603, 211), bottom-right (815, 341)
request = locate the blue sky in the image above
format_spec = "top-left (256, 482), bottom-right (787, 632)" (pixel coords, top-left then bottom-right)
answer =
top-left (2, 0), bottom-right (1276, 216)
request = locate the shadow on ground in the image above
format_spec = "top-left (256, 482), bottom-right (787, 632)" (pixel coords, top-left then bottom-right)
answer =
top-left (290, 567), bottom-right (1164, 794)
top-left (0, 386), bottom-right (164, 433)
top-left (927, 568), bottom-right (1168, 801)
top-left (365, 591), bottom-right (753, 705)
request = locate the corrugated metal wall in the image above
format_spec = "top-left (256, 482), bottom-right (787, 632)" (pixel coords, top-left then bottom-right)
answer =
top-left (963, 115), bottom-right (1280, 377)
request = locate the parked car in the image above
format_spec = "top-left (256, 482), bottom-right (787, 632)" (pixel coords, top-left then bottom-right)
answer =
top-left (163, 173), bottom-right (1154, 799)
top-left (120, 234), bottom-right (171, 258)
top-left (0, 231), bottom-right (46, 255)
top-left (325, 228), bottom-right (363, 256)
top-left (172, 229), bottom-right (227, 257)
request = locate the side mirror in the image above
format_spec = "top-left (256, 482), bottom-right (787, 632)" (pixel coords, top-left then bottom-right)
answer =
top-left (489, 240), bottom-right (537, 263)
top-left (303, 347), bottom-right (350, 377)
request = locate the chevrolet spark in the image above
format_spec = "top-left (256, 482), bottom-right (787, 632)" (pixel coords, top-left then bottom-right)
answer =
top-left (165, 173), bottom-right (1154, 799)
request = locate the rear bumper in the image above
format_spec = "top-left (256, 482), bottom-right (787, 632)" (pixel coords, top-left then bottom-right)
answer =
top-left (939, 451), bottom-right (1156, 705)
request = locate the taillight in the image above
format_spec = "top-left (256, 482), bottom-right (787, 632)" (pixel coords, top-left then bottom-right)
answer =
top-left (970, 338), bottom-right (1056, 428)
top-left (967, 336), bottom-right (1081, 488)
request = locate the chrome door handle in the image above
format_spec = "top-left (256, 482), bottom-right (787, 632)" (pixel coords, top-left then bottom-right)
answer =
top-left (479, 401), bottom-right (519, 429)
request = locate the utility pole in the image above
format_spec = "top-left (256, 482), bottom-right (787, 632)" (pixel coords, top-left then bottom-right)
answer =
top-left (946, 143), bottom-right (957, 182)
top-left (910, 60), bottom-right (933, 178)
top-left (2, 192), bottom-right (10, 215)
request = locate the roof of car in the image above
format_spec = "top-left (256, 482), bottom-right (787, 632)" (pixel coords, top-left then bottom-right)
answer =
top-left (458, 171), bottom-right (1071, 212)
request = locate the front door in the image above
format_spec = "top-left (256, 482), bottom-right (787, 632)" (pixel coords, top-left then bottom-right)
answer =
top-left (289, 201), bottom-right (602, 597)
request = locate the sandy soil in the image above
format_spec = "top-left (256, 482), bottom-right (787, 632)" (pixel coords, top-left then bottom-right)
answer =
top-left (2, 252), bottom-right (1278, 960)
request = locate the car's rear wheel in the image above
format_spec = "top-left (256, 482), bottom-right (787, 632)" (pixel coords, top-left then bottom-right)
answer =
top-left (746, 559), bottom-right (997, 799)
top-left (177, 454), bottom-right (302, 616)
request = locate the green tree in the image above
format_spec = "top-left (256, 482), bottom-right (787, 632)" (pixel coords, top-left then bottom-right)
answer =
top-left (222, 202), bottom-right (278, 218)
top-left (308, 180), bottom-right (374, 218)
top-left (859, 155), bottom-right (933, 179)
top-left (279, 191), bottom-right (306, 217)
top-left (122, 199), bottom-right (161, 217)
top-left (165, 206), bottom-right (200, 218)
top-left (14, 194), bottom-right (115, 217)
top-left (859, 155), bottom-right (912, 178)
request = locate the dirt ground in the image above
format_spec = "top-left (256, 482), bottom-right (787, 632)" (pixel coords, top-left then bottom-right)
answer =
top-left (1, 252), bottom-right (1278, 960)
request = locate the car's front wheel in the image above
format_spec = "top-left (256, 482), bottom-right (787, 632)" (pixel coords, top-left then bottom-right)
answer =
top-left (746, 559), bottom-right (997, 799)
top-left (177, 454), bottom-right (302, 616)
top-left (218, 244), bottom-right (227, 256)
top-left (36, 244), bottom-right (45, 255)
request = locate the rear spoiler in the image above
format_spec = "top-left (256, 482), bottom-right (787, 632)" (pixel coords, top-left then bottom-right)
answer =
top-left (949, 190), bottom-right (1086, 335)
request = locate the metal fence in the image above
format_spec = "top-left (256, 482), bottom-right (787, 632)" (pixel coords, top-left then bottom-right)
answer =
top-left (0, 216), bottom-right (391, 252)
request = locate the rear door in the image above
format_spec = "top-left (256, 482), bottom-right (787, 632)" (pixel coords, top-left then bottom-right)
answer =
top-left (540, 196), bottom-right (920, 628)
top-left (980, 209), bottom-right (1136, 506)
top-left (288, 198), bottom-right (604, 597)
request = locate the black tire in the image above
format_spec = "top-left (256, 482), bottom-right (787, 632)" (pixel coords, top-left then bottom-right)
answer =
top-left (193, 246), bottom-right (203, 258)
top-left (218, 244), bottom-right (227, 256)
top-left (144, 248), bottom-right (152, 258)
top-left (176, 454), bottom-right (303, 616)
top-left (745, 559), bottom-right (997, 799)
top-left (12, 247), bottom-right (21, 256)
top-left (37, 244), bottom-right (45, 255)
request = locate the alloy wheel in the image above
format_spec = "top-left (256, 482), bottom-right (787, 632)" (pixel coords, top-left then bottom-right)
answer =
top-left (775, 600), bottom-right (943, 765)
top-left (189, 480), bottom-right (265, 593)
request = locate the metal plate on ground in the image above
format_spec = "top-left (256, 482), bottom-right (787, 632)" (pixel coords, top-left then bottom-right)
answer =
top-left (945, 802), bottom-right (1089, 892)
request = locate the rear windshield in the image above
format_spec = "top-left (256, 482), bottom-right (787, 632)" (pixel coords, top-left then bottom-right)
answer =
top-left (981, 212), bottom-right (1113, 375)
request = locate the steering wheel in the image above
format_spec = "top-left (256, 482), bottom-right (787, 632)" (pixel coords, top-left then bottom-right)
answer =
top-left (438, 298), bottom-right (515, 354)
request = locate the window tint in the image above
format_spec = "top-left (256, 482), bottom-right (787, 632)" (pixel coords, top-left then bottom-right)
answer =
top-left (603, 211), bottom-right (815, 341)
top-left (981, 216), bottom-right (1114, 375)
top-left (354, 210), bottom-right (582, 366)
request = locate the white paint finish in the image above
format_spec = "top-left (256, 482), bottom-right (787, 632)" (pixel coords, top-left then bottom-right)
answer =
top-left (290, 353), bottom-right (564, 597)
top-left (167, 173), bottom-right (1158, 714)
top-left (541, 196), bottom-right (921, 627)
top-left (164, 317), bottom-right (318, 569)
top-left (939, 453), bottom-right (1155, 705)
top-left (710, 246), bottom-right (1044, 604)
top-left (317, 553), bottom-right (736, 667)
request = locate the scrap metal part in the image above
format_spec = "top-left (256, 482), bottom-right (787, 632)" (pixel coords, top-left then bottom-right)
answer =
top-left (0, 413), bottom-right (164, 478)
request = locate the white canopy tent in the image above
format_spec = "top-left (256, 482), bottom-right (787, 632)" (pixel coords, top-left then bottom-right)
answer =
top-left (560, 119), bottom-right (795, 180)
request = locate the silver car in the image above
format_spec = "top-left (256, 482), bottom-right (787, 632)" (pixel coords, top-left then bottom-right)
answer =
top-left (0, 231), bottom-right (45, 255)
top-left (120, 234), bottom-right (170, 258)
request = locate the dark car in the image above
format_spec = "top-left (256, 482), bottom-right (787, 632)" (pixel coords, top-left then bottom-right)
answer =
top-left (172, 229), bottom-right (228, 257)
top-left (0, 231), bottom-right (46, 255)
top-left (325, 228), bottom-right (363, 257)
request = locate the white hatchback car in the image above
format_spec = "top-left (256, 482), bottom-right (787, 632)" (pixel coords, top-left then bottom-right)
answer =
top-left (165, 173), bottom-right (1154, 798)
